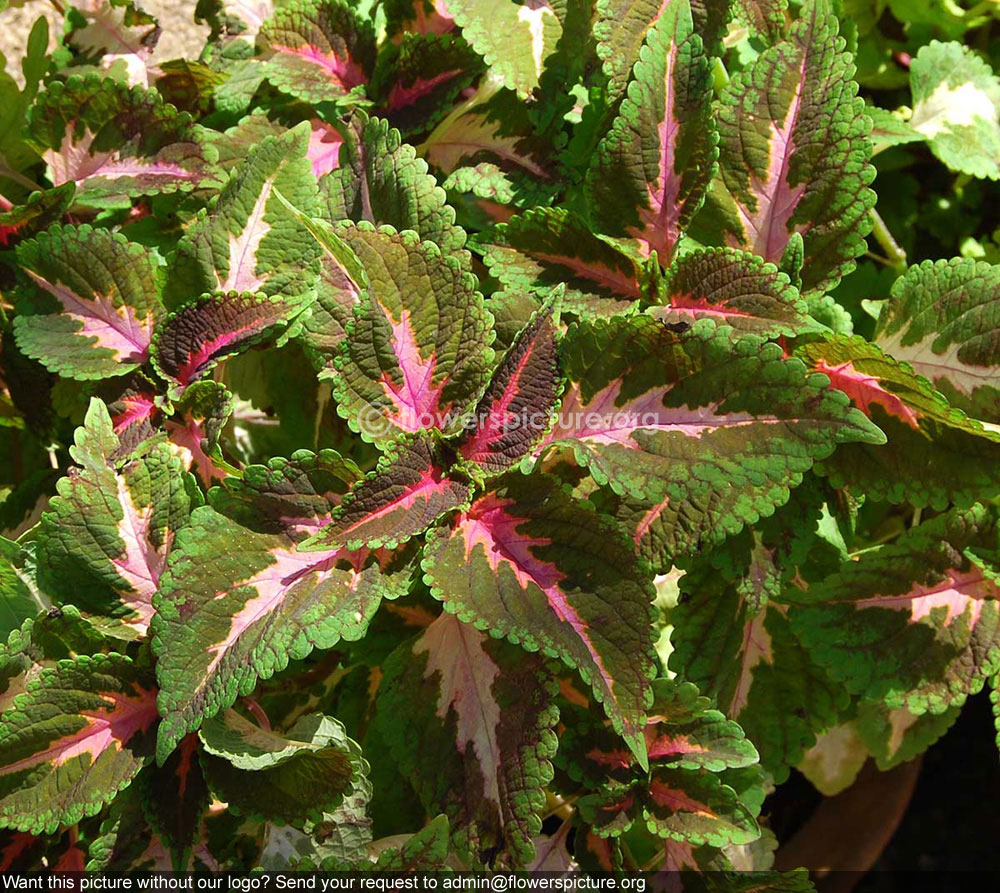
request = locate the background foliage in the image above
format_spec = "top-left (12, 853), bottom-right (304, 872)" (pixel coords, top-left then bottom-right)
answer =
top-left (1, 0), bottom-right (1000, 880)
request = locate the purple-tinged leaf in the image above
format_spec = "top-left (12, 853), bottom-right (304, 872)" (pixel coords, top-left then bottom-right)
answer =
top-left (734, 0), bottom-right (787, 40)
top-left (137, 734), bottom-right (210, 868)
top-left (151, 290), bottom-right (311, 392)
top-left (307, 119), bottom-right (345, 178)
top-left (301, 436), bottom-right (472, 552)
top-left (385, 0), bottom-right (457, 37)
top-left (481, 208), bottom-right (653, 316)
top-left (152, 452), bottom-right (409, 761)
top-left (165, 381), bottom-right (236, 486)
top-left (690, 0), bottom-right (875, 294)
top-left (649, 248), bottom-right (822, 338)
top-left (207, 450), bottom-right (361, 538)
top-left (13, 224), bottom-right (162, 381)
top-left (594, 0), bottom-right (731, 101)
top-left (373, 34), bottom-right (484, 136)
top-left (458, 298), bottom-right (562, 475)
top-left (28, 76), bottom-right (221, 208)
top-left (35, 399), bottom-right (198, 639)
top-left (585, 0), bottom-right (716, 264)
top-left (791, 505), bottom-right (1000, 714)
top-left (259, 0), bottom-right (376, 105)
top-left (422, 473), bottom-right (655, 768)
top-left (376, 613), bottom-right (558, 867)
top-left (168, 124), bottom-right (321, 304)
top-left (0, 653), bottom-right (158, 834)
top-left (332, 222), bottom-right (494, 444)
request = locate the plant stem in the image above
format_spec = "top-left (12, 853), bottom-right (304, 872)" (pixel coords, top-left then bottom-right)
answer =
top-left (869, 208), bottom-right (907, 274)
top-left (242, 696), bottom-right (271, 731)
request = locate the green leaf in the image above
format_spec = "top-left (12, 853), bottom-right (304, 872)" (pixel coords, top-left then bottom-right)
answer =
top-left (444, 0), bottom-right (561, 96)
top-left (735, 0), bottom-right (787, 41)
top-left (0, 653), bottom-right (158, 834)
top-left (300, 435), bottom-right (472, 552)
top-left (909, 41), bottom-right (1000, 180)
top-left (790, 505), bottom-right (1000, 714)
top-left (539, 317), bottom-right (884, 547)
top-left (422, 472), bottom-right (656, 768)
top-left (376, 613), bottom-right (557, 867)
top-left (259, 0), bottom-right (376, 105)
top-left (0, 538), bottom-right (39, 643)
top-left (201, 712), bottom-right (365, 826)
top-left (691, 0), bottom-right (876, 294)
top-left (331, 222), bottom-right (494, 444)
top-left (27, 75), bottom-right (221, 208)
top-left (14, 225), bottom-right (163, 381)
top-left (36, 399), bottom-right (198, 639)
top-left (585, 0), bottom-right (716, 264)
top-left (152, 451), bottom-right (411, 762)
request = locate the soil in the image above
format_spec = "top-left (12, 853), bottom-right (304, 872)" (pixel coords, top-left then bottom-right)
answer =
top-left (0, 0), bottom-right (208, 85)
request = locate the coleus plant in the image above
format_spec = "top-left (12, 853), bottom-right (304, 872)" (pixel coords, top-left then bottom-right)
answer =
top-left (0, 0), bottom-right (999, 880)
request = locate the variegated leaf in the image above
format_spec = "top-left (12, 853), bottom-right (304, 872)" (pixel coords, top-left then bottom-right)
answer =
top-left (36, 399), bottom-right (198, 639)
top-left (200, 711), bottom-right (365, 826)
top-left (259, 0), bottom-right (376, 105)
top-left (28, 76), bottom-right (220, 208)
top-left (481, 208), bottom-right (653, 316)
top-left (422, 473), bottom-right (655, 767)
top-left (376, 613), bottom-right (557, 867)
top-left (790, 505), bottom-right (1000, 714)
top-left (300, 435), bottom-right (472, 552)
top-left (458, 298), bottom-right (562, 475)
top-left (586, 0), bottom-right (716, 264)
top-left (152, 290), bottom-right (312, 393)
top-left (876, 258), bottom-right (1000, 424)
top-left (14, 225), bottom-right (162, 380)
top-left (691, 0), bottom-right (875, 294)
top-left (0, 653), bottom-right (158, 834)
top-left (152, 451), bottom-right (410, 761)
top-left (649, 248), bottom-right (822, 338)
top-left (538, 317), bottom-right (884, 544)
top-left (444, 0), bottom-right (561, 96)
top-left (168, 123), bottom-right (321, 304)
top-left (331, 222), bottom-right (494, 444)
top-left (804, 335), bottom-right (1000, 508)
